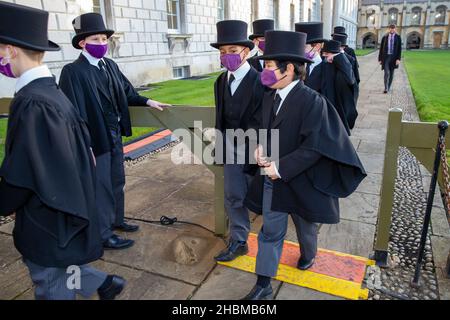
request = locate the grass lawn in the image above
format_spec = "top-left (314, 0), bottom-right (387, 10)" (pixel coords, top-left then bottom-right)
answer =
top-left (0, 72), bottom-right (221, 161)
top-left (403, 50), bottom-right (450, 123)
top-left (355, 48), bottom-right (376, 56)
top-left (140, 72), bottom-right (219, 106)
top-left (123, 71), bottom-right (220, 143)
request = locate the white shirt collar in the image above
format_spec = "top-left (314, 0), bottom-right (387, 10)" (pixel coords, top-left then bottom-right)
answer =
top-left (82, 50), bottom-right (105, 68)
top-left (309, 53), bottom-right (323, 74)
top-left (15, 65), bottom-right (53, 93)
top-left (277, 80), bottom-right (300, 102)
top-left (228, 61), bottom-right (251, 82)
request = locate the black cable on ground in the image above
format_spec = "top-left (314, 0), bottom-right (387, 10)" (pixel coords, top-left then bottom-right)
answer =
top-left (125, 215), bottom-right (228, 244)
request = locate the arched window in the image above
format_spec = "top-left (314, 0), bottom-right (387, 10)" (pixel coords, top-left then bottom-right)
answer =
top-left (411, 7), bottom-right (421, 25)
top-left (435, 5), bottom-right (447, 25)
top-left (388, 8), bottom-right (398, 25)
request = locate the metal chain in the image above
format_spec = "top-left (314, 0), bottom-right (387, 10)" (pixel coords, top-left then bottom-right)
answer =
top-left (439, 134), bottom-right (450, 222)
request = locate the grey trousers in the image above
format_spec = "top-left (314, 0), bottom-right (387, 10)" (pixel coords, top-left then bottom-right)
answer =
top-left (24, 259), bottom-right (107, 300)
top-left (95, 152), bottom-right (115, 241)
top-left (256, 177), bottom-right (318, 278)
top-left (224, 164), bottom-right (252, 242)
top-left (110, 127), bottom-right (126, 227)
top-left (383, 55), bottom-right (395, 91)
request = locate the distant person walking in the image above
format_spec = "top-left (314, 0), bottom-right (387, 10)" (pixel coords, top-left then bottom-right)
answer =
top-left (378, 24), bottom-right (402, 93)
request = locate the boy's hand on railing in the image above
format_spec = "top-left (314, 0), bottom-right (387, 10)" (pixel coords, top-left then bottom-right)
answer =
top-left (146, 99), bottom-right (172, 111)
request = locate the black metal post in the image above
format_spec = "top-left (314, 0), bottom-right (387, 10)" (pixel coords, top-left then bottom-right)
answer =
top-left (411, 121), bottom-right (448, 287)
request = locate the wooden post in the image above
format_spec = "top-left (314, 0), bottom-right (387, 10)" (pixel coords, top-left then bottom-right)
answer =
top-left (374, 108), bottom-right (403, 267)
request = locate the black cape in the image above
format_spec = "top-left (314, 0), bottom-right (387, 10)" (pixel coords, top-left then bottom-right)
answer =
top-left (0, 77), bottom-right (103, 267)
top-left (320, 53), bottom-right (358, 131)
top-left (59, 54), bottom-right (149, 156)
top-left (245, 82), bottom-right (366, 224)
top-left (344, 52), bottom-right (360, 106)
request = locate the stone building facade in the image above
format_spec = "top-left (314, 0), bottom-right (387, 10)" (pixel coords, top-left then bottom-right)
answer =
top-left (0, 0), bottom-right (359, 96)
top-left (358, 0), bottom-right (450, 49)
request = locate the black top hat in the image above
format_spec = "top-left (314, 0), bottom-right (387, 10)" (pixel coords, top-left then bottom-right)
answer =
top-left (72, 13), bottom-right (115, 49)
top-left (322, 40), bottom-right (341, 54)
top-left (333, 26), bottom-right (347, 36)
top-left (210, 20), bottom-right (254, 50)
top-left (257, 31), bottom-right (313, 64)
top-left (332, 33), bottom-right (347, 46)
top-left (295, 22), bottom-right (327, 44)
top-left (0, 1), bottom-right (60, 52)
top-left (249, 19), bottom-right (275, 40)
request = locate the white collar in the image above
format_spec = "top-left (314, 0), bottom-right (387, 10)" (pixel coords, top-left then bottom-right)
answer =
top-left (15, 65), bottom-right (53, 93)
top-left (312, 53), bottom-right (322, 65)
top-left (277, 80), bottom-right (300, 101)
top-left (228, 61), bottom-right (251, 82)
top-left (82, 50), bottom-right (105, 68)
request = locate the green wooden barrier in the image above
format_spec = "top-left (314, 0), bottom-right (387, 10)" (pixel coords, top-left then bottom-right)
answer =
top-left (374, 108), bottom-right (450, 267)
top-left (0, 98), bottom-right (228, 237)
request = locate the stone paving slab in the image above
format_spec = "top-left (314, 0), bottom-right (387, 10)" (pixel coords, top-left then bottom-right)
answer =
top-left (356, 173), bottom-right (382, 195)
top-left (191, 265), bottom-right (281, 300)
top-left (102, 221), bottom-right (224, 286)
top-left (340, 192), bottom-right (379, 225)
top-left (0, 259), bottom-right (32, 300)
top-left (0, 220), bottom-right (13, 236)
top-left (358, 140), bottom-right (386, 155)
top-left (318, 220), bottom-right (376, 259)
top-left (275, 283), bottom-right (344, 300)
top-left (0, 233), bottom-right (21, 268)
top-left (357, 152), bottom-right (385, 174)
top-left (89, 260), bottom-right (196, 300)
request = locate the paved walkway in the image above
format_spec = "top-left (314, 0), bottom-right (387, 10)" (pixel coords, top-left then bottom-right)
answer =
top-left (0, 52), bottom-right (447, 300)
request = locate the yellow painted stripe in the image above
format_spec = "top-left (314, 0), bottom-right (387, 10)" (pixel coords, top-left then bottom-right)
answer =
top-left (219, 255), bottom-right (369, 300)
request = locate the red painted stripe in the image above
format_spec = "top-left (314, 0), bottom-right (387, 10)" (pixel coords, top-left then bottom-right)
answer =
top-left (247, 234), bottom-right (367, 283)
top-left (123, 129), bottom-right (172, 154)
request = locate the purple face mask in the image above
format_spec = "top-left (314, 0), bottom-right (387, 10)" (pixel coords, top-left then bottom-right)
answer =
top-left (0, 56), bottom-right (16, 78)
top-left (220, 49), bottom-right (244, 72)
top-left (258, 40), bottom-right (266, 52)
top-left (85, 43), bottom-right (108, 59)
top-left (305, 49), bottom-right (315, 60)
top-left (261, 68), bottom-right (280, 87)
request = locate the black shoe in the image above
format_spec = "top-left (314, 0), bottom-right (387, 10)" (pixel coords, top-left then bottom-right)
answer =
top-left (114, 222), bottom-right (139, 233)
top-left (103, 234), bottom-right (135, 250)
top-left (242, 284), bottom-right (273, 300)
top-left (383, 90), bottom-right (388, 94)
top-left (214, 241), bottom-right (248, 262)
top-left (98, 275), bottom-right (126, 300)
top-left (297, 257), bottom-right (315, 270)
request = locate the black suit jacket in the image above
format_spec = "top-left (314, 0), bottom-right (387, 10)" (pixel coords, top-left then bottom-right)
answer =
top-left (214, 67), bottom-right (265, 167)
top-left (245, 82), bottom-right (366, 224)
top-left (59, 54), bottom-right (149, 156)
top-left (378, 33), bottom-right (402, 70)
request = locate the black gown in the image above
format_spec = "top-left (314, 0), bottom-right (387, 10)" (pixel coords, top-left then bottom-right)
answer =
top-left (245, 81), bottom-right (366, 224)
top-left (59, 54), bottom-right (149, 157)
top-left (0, 77), bottom-right (103, 267)
top-left (308, 53), bottom-right (358, 132)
